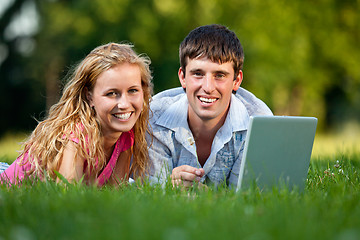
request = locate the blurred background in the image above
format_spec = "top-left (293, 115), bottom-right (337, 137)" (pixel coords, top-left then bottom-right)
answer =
top-left (0, 0), bottom-right (359, 151)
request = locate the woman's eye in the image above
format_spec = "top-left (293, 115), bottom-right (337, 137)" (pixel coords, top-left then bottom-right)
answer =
top-left (129, 89), bottom-right (139, 94)
top-left (106, 92), bottom-right (117, 96)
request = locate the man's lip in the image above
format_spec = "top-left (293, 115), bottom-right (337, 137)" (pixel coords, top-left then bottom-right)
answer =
top-left (198, 96), bottom-right (218, 103)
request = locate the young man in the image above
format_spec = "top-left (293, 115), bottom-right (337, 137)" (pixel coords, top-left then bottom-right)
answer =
top-left (147, 24), bottom-right (272, 187)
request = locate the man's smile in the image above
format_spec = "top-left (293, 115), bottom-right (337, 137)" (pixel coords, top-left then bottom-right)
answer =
top-left (198, 96), bottom-right (218, 104)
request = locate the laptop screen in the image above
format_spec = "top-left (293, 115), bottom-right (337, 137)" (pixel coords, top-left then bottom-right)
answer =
top-left (236, 116), bottom-right (317, 191)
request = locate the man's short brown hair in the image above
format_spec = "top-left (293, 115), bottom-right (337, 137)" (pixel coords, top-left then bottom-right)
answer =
top-left (179, 24), bottom-right (244, 77)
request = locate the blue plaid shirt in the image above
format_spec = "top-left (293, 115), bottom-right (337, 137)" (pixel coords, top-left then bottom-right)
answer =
top-left (0, 162), bottom-right (9, 174)
top-left (147, 87), bottom-right (272, 187)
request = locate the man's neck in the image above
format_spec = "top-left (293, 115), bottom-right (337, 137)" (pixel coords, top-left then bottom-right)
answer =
top-left (188, 110), bottom-right (229, 166)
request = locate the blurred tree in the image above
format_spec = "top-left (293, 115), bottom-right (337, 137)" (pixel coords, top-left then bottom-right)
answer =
top-left (0, 0), bottom-right (44, 135)
top-left (0, 0), bottom-right (359, 135)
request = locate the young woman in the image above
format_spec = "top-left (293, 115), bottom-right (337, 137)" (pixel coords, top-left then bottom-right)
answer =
top-left (0, 43), bottom-right (152, 186)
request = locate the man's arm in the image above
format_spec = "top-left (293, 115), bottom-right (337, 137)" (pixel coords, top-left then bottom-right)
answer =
top-left (227, 153), bottom-right (242, 188)
top-left (147, 132), bottom-right (204, 187)
top-left (147, 132), bottom-right (173, 184)
top-left (227, 135), bottom-right (247, 188)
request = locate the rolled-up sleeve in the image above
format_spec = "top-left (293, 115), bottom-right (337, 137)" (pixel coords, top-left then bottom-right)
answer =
top-left (147, 131), bottom-right (172, 185)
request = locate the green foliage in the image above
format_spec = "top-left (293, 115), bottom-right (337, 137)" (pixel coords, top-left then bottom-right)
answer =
top-left (1, 0), bottom-right (359, 133)
top-left (1, 153), bottom-right (360, 240)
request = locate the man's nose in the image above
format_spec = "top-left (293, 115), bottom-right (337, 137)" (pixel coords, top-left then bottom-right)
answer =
top-left (202, 75), bottom-right (215, 93)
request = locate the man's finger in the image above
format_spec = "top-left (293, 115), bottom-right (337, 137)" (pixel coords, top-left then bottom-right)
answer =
top-left (173, 165), bottom-right (204, 177)
top-left (172, 171), bottom-right (201, 182)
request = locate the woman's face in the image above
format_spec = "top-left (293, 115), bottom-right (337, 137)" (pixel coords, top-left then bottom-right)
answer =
top-left (87, 63), bottom-right (144, 138)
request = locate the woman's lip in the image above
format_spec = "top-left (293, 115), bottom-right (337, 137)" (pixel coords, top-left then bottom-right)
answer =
top-left (113, 112), bottom-right (132, 120)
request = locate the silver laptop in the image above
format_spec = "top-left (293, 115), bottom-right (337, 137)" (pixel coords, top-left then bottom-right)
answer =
top-left (236, 116), bottom-right (317, 192)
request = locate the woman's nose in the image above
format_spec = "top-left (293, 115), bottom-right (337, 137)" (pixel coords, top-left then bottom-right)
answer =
top-left (117, 94), bottom-right (130, 109)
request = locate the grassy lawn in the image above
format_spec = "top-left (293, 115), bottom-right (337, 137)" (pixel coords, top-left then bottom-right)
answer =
top-left (0, 132), bottom-right (28, 163)
top-left (0, 132), bottom-right (360, 240)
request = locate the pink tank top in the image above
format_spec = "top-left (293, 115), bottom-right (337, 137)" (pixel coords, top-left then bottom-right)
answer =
top-left (0, 130), bottom-right (134, 186)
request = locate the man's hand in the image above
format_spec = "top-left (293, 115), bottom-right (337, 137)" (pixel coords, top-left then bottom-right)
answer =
top-left (171, 165), bottom-right (205, 188)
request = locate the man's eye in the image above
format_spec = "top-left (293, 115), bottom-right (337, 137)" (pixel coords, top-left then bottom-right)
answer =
top-left (215, 74), bottom-right (225, 78)
top-left (193, 72), bottom-right (203, 77)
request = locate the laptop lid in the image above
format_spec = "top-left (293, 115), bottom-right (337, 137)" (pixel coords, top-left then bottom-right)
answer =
top-left (236, 116), bottom-right (317, 192)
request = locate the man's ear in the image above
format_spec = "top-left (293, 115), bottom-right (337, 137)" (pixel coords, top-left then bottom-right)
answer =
top-left (178, 67), bottom-right (186, 89)
top-left (85, 88), bottom-right (94, 107)
top-left (232, 70), bottom-right (243, 92)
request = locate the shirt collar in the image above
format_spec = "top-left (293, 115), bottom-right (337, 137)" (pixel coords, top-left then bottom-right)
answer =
top-left (156, 94), bottom-right (189, 131)
top-left (226, 94), bottom-right (249, 132)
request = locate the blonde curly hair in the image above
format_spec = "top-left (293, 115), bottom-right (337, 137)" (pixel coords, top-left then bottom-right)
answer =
top-left (19, 43), bottom-right (153, 182)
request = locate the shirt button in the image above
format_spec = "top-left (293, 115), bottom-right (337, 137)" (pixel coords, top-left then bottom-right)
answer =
top-left (187, 137), bottom-right (195, 145)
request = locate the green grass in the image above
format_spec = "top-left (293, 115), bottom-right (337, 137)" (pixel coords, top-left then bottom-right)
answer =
top-left (1, 132), bottom-right (360, 239)
top-left (0, 132), bottom-right (28, 163)
top-left (1, 152), bottom-right (360, 240)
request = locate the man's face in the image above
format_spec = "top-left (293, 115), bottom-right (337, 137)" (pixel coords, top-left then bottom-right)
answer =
top-left (179, 57), bottom-right (242, 125)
